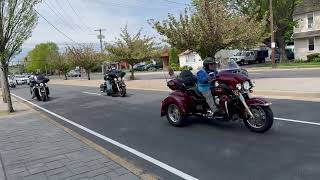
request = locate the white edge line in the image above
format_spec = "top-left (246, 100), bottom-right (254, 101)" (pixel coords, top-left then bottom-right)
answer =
top-left (82, 92), bottom-right (101, 96)
top-left (11, 93), bottom-right (198, 180)
top-left (275, 117), bottom-right (320, 126)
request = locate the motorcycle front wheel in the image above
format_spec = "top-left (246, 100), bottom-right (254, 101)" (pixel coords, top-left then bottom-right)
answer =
top-left (41, 93), bottom-right (47, 102)
top-left (118, 87), bottom-right (126, 97)
top-left (36, 93), bottom-right (42, 101)
top-left (243, 106), bottom-right (273, 133)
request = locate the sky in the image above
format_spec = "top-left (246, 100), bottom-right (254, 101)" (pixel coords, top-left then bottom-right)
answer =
top-left (13, 0), bottom-right (191, 64)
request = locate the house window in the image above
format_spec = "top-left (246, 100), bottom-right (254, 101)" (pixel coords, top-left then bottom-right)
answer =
top-left (186, 54), bottom-right (195, 63)
top-left (309, 37), bottom-right (315, 51)
top-left (308, 14), bottom-right (313, 29)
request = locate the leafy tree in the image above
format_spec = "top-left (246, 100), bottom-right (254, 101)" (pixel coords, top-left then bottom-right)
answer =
top-left (150, 0), bottom-right (267, 59)
top-left (0, 0), bottom-right (41, 112)
top-left (105, 25), bottom-right (159, 80)
top-left (48, 51), bottom-right (72, 80)
top-left (223, 0), bottom-right (302, 62)
top-left (25, 42), bottom-right (58, 73)
top-left (169, 48), bottom-right (180, 65)
top-left (67, 44), bottom-right (102, 80)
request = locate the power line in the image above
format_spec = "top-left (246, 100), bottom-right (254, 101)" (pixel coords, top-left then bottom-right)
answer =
top-left (43, 1), bottom-right (78, 32)
top-left (162, 0), bottom-right (188, 5)
top-left (35, 9), bottom-right (77, 44)
top-left (46, 0), bottom-right (84, 33)
top-left (66, 0), bottom-right (91, 31)
top-left (86, 0), bottom-right (184, 10)
top-left (46, 0), bottom-right (82, 33)
top-left (53, 0), bottom-right (86, 33)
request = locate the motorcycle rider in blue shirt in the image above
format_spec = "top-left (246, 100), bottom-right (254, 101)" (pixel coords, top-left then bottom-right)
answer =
top-left (197, 57), bottom-right (217, 116)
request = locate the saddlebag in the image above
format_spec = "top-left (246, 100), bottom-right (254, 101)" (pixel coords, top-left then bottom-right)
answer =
top-left (167, 79), bottom-right (186, 91)
top-left (177, 70), bottom-right (197, 89)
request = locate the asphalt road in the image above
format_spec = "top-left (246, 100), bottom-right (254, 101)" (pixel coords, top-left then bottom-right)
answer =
top-left (11, 84), bottom-right (320, 180)
top-left (49, 68), bottom-right (320, 81)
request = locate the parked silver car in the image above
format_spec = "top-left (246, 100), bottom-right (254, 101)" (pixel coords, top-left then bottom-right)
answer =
top-left (13, 75), bottom-right (29, 85)
top-left (67, 70), bottom-right (81, 77)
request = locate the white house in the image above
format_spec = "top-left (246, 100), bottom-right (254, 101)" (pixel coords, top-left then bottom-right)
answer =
top-left (179, 50), bottom-right (239, 70)
top-left (179, 45), bottom-right (271, 69)
top-left (293, 0), bottom-right (320, 60)
top-left (179, 50), bottom-right (203, 70)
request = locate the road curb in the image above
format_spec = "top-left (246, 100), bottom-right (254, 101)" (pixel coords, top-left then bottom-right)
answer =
top-left (247, 67), bottom-right (320, 72)
top-left (12, 96), bottom-right (160, 180)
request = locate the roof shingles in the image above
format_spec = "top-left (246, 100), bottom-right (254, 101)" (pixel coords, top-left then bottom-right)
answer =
top-left (293, 0), bottom-right (320, 16)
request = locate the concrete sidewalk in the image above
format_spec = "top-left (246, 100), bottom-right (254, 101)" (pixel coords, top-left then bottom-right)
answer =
top-left (0, 98), bottom-right (154, 180)
top-left (49, 77), bottom-right (320, 102)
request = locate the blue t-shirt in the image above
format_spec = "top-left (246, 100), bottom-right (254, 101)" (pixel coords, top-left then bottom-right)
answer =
top-left (197, 68), bottom-right (215, 92)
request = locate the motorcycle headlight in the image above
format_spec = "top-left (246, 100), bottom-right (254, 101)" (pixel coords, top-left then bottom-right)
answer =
top-left (236, 83), bottom-right (242, 90)
top-left (215, 81), bottom-right (219, 87)
top-left (243, 81), bottom-right (250, 90)
top-left (40, 83), bottom-right (44, 87)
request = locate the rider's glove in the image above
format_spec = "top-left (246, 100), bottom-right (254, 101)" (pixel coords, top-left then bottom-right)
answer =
top-left (208, 76), bottom-right (215, 82)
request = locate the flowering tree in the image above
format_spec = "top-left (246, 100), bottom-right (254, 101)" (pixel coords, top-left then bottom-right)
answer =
top-left (150, 0), bottom-right (268, 59)
top-left (67, 45), bottom-right (102, 80)
top-left (105, 25), bottom-right (159, 80)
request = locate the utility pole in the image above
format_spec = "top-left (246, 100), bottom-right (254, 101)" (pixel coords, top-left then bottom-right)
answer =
top-left (94, 28), bottom-right (106, 53)
top-left (94, 28), bottom-right (106, 74)
top-left (270, 0), bottom-right (276, 68)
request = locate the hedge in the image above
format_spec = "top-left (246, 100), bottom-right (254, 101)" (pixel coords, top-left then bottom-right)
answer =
top-left (307, 53), bottom-right (320, 62)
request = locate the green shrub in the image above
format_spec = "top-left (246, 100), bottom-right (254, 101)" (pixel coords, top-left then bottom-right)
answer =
top-left (180, 65), bottom-right (193, 71)
top-left (168, 63), bottom-right (193, 71)
top-left (307, 53), bottom-right (320, 62)
top-left (312, 57), bottom-right (320, 63)
top-left (169, 63), bottom-right (180, 71)
top-left (294, 59), bottom-right (305, 63)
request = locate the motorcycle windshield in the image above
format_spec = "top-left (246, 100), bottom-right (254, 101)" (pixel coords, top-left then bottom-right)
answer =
top-left (35, 75), bottom-right (49, 83)
top-left (216, 59), bottom-right (240, 72)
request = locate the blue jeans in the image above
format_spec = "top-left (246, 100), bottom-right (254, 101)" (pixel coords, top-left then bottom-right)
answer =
top-left (106, 80), bottom-right (112, 91)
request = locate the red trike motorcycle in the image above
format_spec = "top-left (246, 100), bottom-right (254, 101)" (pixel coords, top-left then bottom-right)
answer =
top-left (161, 60), bottom-right (273, 133)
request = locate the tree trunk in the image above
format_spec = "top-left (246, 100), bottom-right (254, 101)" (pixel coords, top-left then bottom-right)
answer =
top-left (0, 67), bottom-right (7, 103)
top-left (277, 33), bottom-right (288, 63)
top-left (64, 73), bottom-right (68, 80)
top-left (130, 65), bottom-right (135, 80)
top-left (87, 70), bottom-right (91, 80)
top-left (1, 64), bottom-right (14, 112)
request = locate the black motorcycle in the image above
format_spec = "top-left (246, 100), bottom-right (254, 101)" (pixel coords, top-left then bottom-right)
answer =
top-left (100, 71), bottom-right (126, 97)
top-left (30, 76), bottom-right (50, 102)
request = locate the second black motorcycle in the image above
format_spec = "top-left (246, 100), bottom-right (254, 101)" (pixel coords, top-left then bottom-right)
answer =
top-left (100, 70), bottom-right (126, 97)
top-left (30, 75), bottom-right (50, 102)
